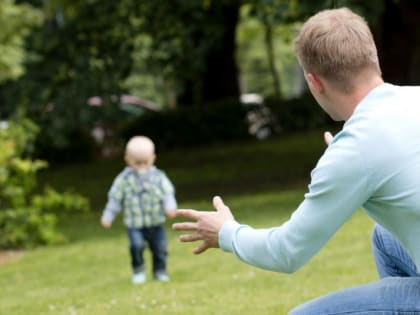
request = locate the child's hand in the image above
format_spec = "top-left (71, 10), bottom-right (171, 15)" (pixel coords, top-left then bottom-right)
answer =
top-left (101, 219), bottom-right (112, 228)
top-left (166, 210), bottom-right (176, 219)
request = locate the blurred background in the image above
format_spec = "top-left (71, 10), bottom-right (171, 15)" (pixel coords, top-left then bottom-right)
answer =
top-left (1, 0), bottom-right (420, 250)
top-left (2, 0), bottom-right (420, 164)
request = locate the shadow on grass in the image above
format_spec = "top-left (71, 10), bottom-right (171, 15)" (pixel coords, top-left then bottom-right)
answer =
top-left (42, 130), bottom-right (330, 244)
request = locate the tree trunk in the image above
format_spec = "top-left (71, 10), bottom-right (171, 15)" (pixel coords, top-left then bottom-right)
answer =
top-left (178, 2), bottom-right (240, 106)
top-left (263, 20), bottom-right (282, 99)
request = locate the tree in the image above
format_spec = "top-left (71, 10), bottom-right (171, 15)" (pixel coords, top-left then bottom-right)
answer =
top-left (0, 0), bottom-right (42, 83)
top-left (373, 0), bottom-right (420, 84)
top-left (244, 0), bottom-right (296, 99)
top-left (135, 0), bottom-right (242, 107)
top-left (3, 0), bottom-right (420, 163)
top-left (1, 0), bottom-right (144, 161)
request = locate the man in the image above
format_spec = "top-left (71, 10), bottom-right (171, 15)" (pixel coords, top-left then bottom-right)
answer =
top-left (173, 8), bottom-right (420, 314)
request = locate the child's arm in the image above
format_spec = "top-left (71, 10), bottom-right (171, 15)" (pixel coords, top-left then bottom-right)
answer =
top-left (101, 177), bottom-right (124, 228)
top-left (101, 198), bottom-right (121, 228)
top-left (164, 194), bottom-right (177, 219)
top-left (160, 172), bottom-right (178, 219)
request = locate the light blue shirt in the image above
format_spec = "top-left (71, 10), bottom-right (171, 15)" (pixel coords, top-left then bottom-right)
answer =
top-left (220, 83), bottom-right (420, 273)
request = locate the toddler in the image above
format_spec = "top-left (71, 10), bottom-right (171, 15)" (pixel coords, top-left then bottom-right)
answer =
top-left (101, 136), bottom-right (177, 284)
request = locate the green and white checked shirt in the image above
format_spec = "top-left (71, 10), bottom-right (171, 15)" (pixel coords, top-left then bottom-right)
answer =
top-left (102, 166), bottom-right (177, 228)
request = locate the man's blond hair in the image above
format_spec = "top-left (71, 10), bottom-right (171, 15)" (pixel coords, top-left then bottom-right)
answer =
top-left (294, 8), bottom-right (381, 92)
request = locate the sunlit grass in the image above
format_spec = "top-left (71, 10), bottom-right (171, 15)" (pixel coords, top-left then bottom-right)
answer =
top-left (0, 190), bottom-right (377, 315)
top-left (1, 130), bottom-right (380, 314)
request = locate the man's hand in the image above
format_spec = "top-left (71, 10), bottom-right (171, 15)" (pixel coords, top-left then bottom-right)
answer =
top-left (172, 196), bottom-right (234, 254)
top-left (324, 131), bottom-right (333, 146)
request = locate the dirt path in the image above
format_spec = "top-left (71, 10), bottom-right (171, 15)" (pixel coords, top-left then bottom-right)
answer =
top-left (0, 250), bottom-right (24, 266)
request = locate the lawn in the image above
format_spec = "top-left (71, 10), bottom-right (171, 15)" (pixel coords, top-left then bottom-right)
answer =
top-left (0, 130), bottom-right (378, 314)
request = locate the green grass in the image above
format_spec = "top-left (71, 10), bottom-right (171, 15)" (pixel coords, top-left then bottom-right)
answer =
top-left (0, 131), bottom-right (379, 314)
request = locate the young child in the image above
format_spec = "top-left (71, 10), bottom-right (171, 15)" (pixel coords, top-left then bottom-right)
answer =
top-left (101, 136), bottom-right (177, 284)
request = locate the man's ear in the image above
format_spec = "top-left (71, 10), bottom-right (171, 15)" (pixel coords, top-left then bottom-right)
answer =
top-left (306, 73), bottom-right (324, 93)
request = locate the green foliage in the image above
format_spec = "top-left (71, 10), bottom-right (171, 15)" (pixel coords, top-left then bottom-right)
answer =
top-left (0, 207), bottom-right (57, 249)
top-left (120, 99), bottom-right (250, 151)
top-left (0, 0), bottom-right (42, 83)
top-left (34, 123), bottom-right (96, 164)
top-left (31, 187), bottom-right (89, 215)
top-left (265, 93), bottom-right (336, 132)
top-left (0, 0), bottom-right (406, 164)
top-left (237, 6), bottom-right (301, 98)
top-left (125, 0), bottom-right (242, 106)
top-left (0, 119), bottom-right (89, 249)
top-left (1, 0), bottom-right (144, 159)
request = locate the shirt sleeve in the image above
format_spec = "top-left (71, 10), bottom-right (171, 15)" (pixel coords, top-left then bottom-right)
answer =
top-left (101, 176), bottom-right (124, 223)
top-left (160, 173), bottom-right (178, 211)
top-left (219, 135), bottom-right (374, 273)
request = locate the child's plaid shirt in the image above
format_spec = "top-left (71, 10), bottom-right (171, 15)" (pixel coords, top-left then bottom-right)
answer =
top-left (101, 166), bottom-right (177, 228)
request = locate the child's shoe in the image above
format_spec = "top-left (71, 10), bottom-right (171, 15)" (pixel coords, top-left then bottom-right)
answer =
top-left (154, 271), bottom-right (170, 282)
top-left (132, 271), bottom-right (146, 284)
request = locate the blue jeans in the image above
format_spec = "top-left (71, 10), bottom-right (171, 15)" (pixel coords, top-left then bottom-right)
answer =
top-left (127, 225), bottom-right (168, 276)
top-left (289, 224), bottom-right (420, 315)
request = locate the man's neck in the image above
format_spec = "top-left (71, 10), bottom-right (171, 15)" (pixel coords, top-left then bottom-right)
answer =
top-left (336, 74), bottom-right (384, 121)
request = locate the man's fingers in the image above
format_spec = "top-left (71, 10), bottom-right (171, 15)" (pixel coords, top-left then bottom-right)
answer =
top-left (179, 233), bottom-right (203, 242)
top-left (172, 222), bottom-right (198, 231)
top-left (174, 209), bottom-right (200, 220)
top-left (193, 243), bottom-right (209, 255)
top-left (177, 232), bottom-right (209, 254)
top-left (173, 200), bottom-right (231, 256)
top-left (324, 131), bottom-right (333, 146)
top-left (213, 196), bottom-right (234, 220)
top-left (213, 195), bottom-right (228, 213)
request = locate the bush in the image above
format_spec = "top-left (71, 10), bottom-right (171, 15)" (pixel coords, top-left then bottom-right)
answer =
top-left (120, 95), bottom-right (338, 152)
top-left (120, 99), bottom-right (251, 151)
top-left (0, 118), bottom-right (89, 249)
top-left (265, 93), bottom-right (335, 132)
top-left (34, 124), bottom-right (96, 164)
